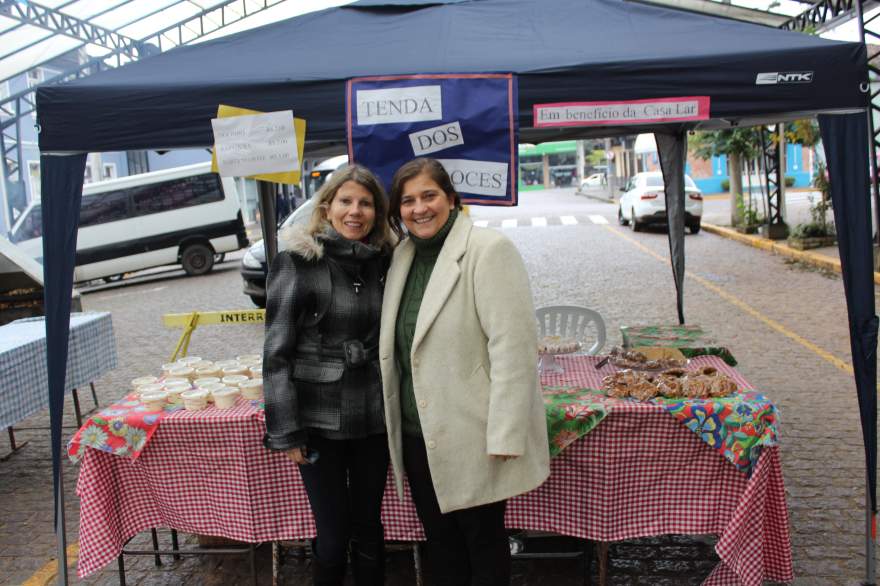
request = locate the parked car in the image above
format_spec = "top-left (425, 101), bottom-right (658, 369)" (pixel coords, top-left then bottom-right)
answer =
top-left (617, 172), bottom-right (703, 234)
top-left (240, 198), bottom-right (315, 308)
top-left (581, 172), bottom-right (606, 189)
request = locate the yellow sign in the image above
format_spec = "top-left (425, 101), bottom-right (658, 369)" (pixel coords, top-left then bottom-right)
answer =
top-left (211, 104), bottom-right (306, 184)
top-left (163, 309), bottom-right (265, 328)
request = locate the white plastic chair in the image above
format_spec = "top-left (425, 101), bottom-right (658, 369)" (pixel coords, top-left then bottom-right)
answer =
top-left (535, 305), bottom-right (606, 356)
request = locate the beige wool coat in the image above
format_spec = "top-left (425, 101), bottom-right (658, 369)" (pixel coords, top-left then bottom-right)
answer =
top-left (379, 214), bottom-right (550, 513)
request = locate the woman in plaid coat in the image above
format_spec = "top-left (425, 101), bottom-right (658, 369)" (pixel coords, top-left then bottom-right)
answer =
top-left (263, 165), bottom-right (395, 586)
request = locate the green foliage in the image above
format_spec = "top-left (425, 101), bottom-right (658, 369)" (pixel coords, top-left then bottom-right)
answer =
top-left (784, 119), bottom-right (820, 147)
top-left (784, 176), bottom-right (795, 187)
top-left (791, 221), bottom-right (833, 239)
top-left (690, 128), bottom-right (762, 161)
top-left (736, 197), bottom-right (764, 226)
top-left (587, 149), bottom-right (606, 167)
top-left (721, 179), bottom-right (730, 191)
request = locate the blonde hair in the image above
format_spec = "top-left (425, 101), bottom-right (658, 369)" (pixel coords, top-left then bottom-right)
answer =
top-left (306, 164), bottom-right (395, 252)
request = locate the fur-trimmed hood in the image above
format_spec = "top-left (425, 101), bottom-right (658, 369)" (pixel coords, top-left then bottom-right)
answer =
top-left (278, 223), bottom-right (384, 262)
top-left (278, 224), bottom-right (324, 260)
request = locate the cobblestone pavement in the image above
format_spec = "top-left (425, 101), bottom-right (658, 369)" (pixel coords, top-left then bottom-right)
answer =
top-left (0, 187), bottom-right (873, 585)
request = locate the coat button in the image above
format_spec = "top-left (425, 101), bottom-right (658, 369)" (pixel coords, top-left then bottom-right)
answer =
top-left (427, 440), bottom-right (436, 449)
top-left (418, 399), bottom-right (427, 408)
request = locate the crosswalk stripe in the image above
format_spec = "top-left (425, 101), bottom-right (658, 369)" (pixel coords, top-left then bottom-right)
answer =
top-left (501, 219), bottom-right (518, 229)
top-left (531, 217), bottom-right (547, 227)
top-left (589, 215), bottom-right (609, 225)
top-left (473, 220), bottom-right (489, 227)
top-left (560, 216), bottom-right (578, 225)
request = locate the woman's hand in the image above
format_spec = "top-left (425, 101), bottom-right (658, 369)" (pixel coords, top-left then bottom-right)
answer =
top-left (490, 454), bottom-right (519, 462)
top-left (285, 447), bottom-right (309, 465)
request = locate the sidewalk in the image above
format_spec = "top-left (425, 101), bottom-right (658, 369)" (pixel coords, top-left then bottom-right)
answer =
top-left (577, 185), bottom-right (871, 282)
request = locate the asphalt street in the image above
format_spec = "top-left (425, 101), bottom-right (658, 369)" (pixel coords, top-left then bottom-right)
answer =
top-left (0, 187), bottom-right (873, 585)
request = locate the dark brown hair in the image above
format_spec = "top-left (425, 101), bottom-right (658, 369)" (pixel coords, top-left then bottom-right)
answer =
top-left (388, 158), bottom-right (461, 238)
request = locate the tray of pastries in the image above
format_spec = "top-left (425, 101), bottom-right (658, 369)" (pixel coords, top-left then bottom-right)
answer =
top-left (602, 365), bottom-right (738, 401)
top-left (608, 346), bottom-right (687, 371)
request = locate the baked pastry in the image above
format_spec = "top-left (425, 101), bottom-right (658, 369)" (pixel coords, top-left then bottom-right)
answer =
top-left (538, 335), bottom-right (580, 354)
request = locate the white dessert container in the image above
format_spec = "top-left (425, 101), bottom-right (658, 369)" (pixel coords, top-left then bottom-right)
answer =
top-left (181, 389), bottom-right (208, 411)
top-left (221, 375), bottom-right (249, 387)
top-left (212, 387), bottom-right (240, 409)
top-left (131, 376), bottom-right (158, 390)
top-left (239, 379), bottom-right (263, 400)
top-left (221, 365), bottom-right (247, 376)
top-left (141, 391), bottom-right (168, 411)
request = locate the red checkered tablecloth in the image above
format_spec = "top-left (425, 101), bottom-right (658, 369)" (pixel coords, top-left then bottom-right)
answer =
top-left (75, 356), bottom-right (792, 585)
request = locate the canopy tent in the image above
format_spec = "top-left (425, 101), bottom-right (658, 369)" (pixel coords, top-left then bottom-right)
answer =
top-left (35, 0), bottom-right (875, 582)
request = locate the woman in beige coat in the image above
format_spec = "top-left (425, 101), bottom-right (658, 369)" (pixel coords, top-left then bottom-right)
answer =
top-left (380, 158), bottom-right (550, 585)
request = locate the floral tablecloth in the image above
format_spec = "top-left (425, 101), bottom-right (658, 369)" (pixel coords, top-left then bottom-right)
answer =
top-left (542, 386), bottom-right (608, 457)
top-left (620, 324), bottom-right (738, 366)
top-left (67, 393), bottom-right (179, 461)
top-left (653, 391), bottom-right (779, 474)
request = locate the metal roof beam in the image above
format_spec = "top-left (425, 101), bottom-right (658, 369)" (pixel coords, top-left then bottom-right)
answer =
top-left (0, 0), bottom-right (292, 128)
top-left (630, 0), bottom-right (791, 26)
top-left (0, 0), bottom-right (142, 56)
top-left (781, 0), bottom-right (880, 32)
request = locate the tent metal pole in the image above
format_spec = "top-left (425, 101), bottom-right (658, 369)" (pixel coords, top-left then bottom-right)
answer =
top-left (867, 474), bottom-right (876, 586)
top-left (857, 3), bottom-right (879, 583)
top-left (856, 0), bottom-right (880, 248)
top-left (56, 462), bottom-right (68, 585)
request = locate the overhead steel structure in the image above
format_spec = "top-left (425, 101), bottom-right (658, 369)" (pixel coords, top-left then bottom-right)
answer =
top-left (0, 0), bottom-right (295, 230)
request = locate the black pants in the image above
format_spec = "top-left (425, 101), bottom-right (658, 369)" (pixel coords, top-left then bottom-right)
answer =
top-left (298, 433), bottom-right (390, 586)
top-left (403, 435), bottom-right (511, 586)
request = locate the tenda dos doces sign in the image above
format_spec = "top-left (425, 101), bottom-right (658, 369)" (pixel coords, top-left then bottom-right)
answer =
top-left (346, 73), bottom-right (519, 206)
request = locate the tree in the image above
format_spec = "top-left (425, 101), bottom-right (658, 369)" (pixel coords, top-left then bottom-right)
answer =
top-left (690, 128), bottom-right (761, 226)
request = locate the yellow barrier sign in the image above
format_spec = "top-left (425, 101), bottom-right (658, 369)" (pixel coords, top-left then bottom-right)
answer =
top-left (163, 309), bottom-right (266, 328)
top-left (162, 309), bottom-right (266, 361)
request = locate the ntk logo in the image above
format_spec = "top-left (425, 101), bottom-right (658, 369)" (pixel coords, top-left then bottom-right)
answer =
top-left (756, 71), bottom-right (814, 85)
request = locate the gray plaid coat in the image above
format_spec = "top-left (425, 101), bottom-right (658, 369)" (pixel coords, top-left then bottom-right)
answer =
top-left (262, 225), bottom-right (388, 451)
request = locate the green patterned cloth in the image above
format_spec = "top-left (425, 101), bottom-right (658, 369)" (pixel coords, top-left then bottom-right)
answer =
top-left (542, 386), bottom-right (609, 457)
top-left (620, 324), bottom-right (738, 366)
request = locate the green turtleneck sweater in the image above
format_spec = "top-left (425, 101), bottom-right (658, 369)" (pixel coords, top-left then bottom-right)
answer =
top-left (395, 208), bottom-right (459, 436)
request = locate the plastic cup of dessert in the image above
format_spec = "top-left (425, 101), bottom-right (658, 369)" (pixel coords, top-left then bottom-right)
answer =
top-left (181, 389), bottom-right (209, 411)
top-left (248, 366), bottom-right (263, 378)
top-left (131, 376), bottom-right (158, 391)
top-left (195, 381), bottom-right (224, 402)
top-left (239, 379), bottom-right (264, 400)
top-left (221, 365), bottom-right (247, 376)
top-left (161, 362), bottom-right (180, 376)
top-left (163, 385), bottom-right (189, 404)
top-left (194, 377), bottom-right (221, 388)
top-left (221, 375), bottom-right (249, 388)
top-left (176, 356), bottom-right (202, 365)
top-left (212, 387), bottom-right (241, 409)
top-left (141, 391), bottom-right (168, 411)
top-left (191, 361), bottom-right (214, 370)
top-left (136, 383), bottom-right (165, 397)
top-left (214, 360), bottom-right (240, 369)
top-left (194, 366), bottom-right (220, 378)
top-left (162, 376), bottom-right (189, 386)
top-left (168, 366), bottom-right (195, 381)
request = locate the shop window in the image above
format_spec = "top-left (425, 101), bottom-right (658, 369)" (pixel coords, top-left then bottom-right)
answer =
top-left (102, 163), bottom-right (117, 180)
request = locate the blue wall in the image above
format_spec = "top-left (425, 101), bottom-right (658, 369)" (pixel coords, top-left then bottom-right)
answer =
top-left (692, 145), bottom-right (811, 194)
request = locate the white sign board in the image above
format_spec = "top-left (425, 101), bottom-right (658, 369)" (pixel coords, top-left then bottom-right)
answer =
top-left (211, 110), bottom-right (299, 177)
top-left (356, 85), bottom-right (443, 125)
top-left (437, 159), bottom-right (509, 198)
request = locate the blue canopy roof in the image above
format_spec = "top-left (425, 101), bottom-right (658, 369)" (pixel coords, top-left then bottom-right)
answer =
top-left (37, 0), bottom-right (867, 152)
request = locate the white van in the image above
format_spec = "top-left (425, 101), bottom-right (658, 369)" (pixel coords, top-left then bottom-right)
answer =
top-left (7, 162), bottom-right (248, 283)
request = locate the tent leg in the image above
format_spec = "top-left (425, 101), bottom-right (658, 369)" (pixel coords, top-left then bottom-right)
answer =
top-left (56, 463), bottom-right (68, 585)
top-left (867, 477), bottom-right (876, 586)
top-left (71, 389), bottom-right (82, 428)
top-left (89, 382), bottom-right (98, 408)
